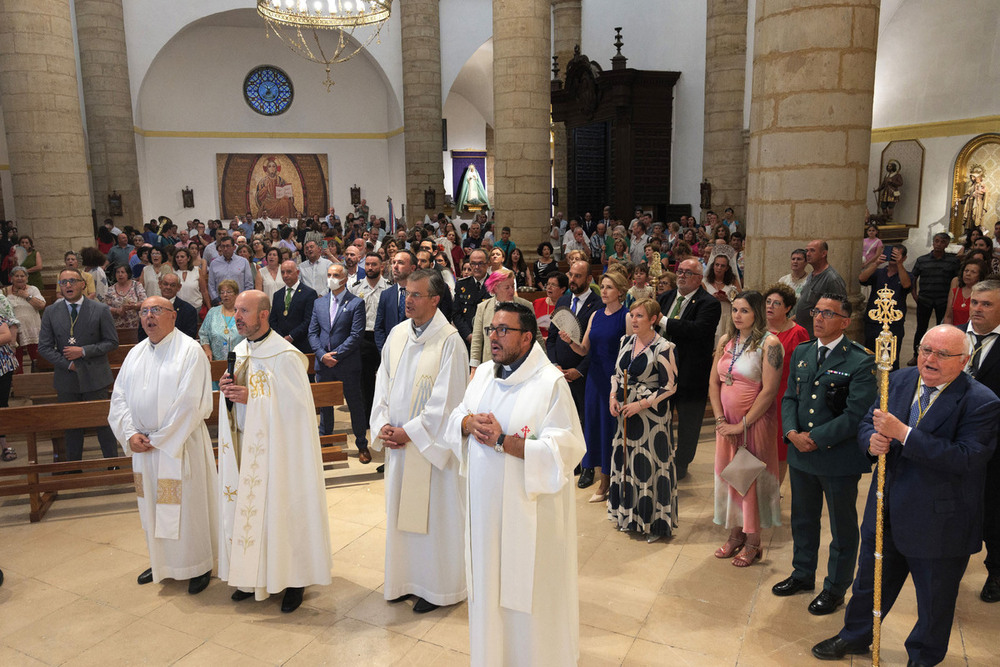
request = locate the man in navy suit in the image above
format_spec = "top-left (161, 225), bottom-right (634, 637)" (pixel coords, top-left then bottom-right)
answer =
top-left (138, 273), bottom-right (198, 341)
top-left (308, 263), bottom-right (370, 463)
top-left (374, 250), bottom-right (416, 352)
top-left (546, 260), bottom-right (600, 487)
top-left (269, 260), bottom-right (317, 353)
top-left (812, 325), bottom-right (999, 666)
top-left (655, 258), bottom-right (722, 479)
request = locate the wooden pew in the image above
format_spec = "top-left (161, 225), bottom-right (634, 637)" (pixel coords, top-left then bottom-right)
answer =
top-left (0, 380), bottom-right (345, 522)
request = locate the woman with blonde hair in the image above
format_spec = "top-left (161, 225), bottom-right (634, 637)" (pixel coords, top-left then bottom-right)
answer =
top-left (608, 298), bottom-right (679, 541)
top-left (709, 290), bottom-right (783, 567)
top-left (561, 270), bottom-right (630, 502)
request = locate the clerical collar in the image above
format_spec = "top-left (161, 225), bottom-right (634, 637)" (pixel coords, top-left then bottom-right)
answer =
top-left (411, 318), bottom-right (432, 337)
top-left (496, 349), bottom-right (531, 379)
top-left (248, 328), bottom-right (271, 344)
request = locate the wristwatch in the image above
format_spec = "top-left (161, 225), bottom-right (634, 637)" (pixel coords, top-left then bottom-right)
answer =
top-left (494, 433), bottom-right (506, 453)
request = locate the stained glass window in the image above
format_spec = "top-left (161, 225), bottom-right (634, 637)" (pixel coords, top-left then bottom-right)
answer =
top-left (243, 65), bottom-right (293, 116)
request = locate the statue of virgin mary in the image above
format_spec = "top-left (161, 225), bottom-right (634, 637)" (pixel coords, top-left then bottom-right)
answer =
top-left (455, 164), bottom-right (490, 212)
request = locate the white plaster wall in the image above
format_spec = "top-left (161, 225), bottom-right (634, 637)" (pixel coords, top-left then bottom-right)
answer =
top-left (581, 0), bottom-right (707, 212)
top-left (442, 92), bottom-right (487, 197)
top-left (136, 24), bottom-right (403, 222)
top-left (439, 0), bottom-right (492, 103)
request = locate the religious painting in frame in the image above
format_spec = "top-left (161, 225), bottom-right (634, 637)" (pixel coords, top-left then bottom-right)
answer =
top-left (217, 153), bottom-right (329, 220)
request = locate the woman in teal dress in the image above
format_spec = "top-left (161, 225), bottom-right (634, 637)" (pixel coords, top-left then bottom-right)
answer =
top-left (198, 279), bottom-right (244, 373)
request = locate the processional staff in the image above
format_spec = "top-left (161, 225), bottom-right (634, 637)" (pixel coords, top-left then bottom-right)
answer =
top-left (867, 285), bottom-right (904, 667)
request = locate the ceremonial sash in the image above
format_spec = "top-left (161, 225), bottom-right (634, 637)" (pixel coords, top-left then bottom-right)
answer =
top-left (377, 323), bottom-right (450, 534)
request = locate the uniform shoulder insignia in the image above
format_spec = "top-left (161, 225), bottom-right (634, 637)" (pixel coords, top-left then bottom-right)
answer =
top-left (794, 339), bottom-right (813, 349)
top-left (851, 340), bottom-right (874, 355)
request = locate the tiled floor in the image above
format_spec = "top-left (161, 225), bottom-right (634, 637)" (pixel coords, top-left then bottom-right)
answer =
top-left (1, 417), bottom-right (997, 666)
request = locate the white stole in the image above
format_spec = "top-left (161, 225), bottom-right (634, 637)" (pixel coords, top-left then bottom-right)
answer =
top-left (377, 323), bottom-right (449, 534)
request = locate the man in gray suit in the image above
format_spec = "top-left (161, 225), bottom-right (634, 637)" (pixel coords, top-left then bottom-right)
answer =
top-left (38, 267), bottom-right (120, 460)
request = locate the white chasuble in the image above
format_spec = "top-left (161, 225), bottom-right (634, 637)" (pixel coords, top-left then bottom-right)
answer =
top-left (217, 332), bottom-right (332, 599)
top-left (447, 343), bottom-right (585, 667)
top-left (108, 329), bottom-right (218, 582)
top-left (369, 309), bottom-right (469, 604)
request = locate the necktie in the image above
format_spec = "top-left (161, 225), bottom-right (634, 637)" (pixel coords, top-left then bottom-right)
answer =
top-left (970, 333), bottom-right (993, 376)
top-left (571, 295), bottom-right (579, 315)
top-left (70, 303), bottom-right (78, 320)
top-left (907, 385), bottom-right (937, 427)
top-left (669, 295), bottom-right (684, 319)
top-left (284, 288), bottom-right (293, 312)
top-left (329, 294), bottom-right (338, 327)
top-left (818, 346), bottom-right (828, 365)
top-left (398, 288), bottom-right (406, 320)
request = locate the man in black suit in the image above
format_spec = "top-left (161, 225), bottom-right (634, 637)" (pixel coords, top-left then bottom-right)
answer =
top-left (138, 273), bottom-right (197, 341)
top-left (656, 258), bottom-right (722, 479)
top-left (546, 259), bottom-right (600, 488)
top-left (37, 268), bottom-right (120, 461)
top-left (269, 260), bottom-right (317, 353)
top-left (452, 248), bottom-right (489, 350)
top-left (375, 250), bottom-right (417, 352)
top-left (965, 279), bottom-right (1000, 603)
top-left (812, 325), bottom-right (999, 666)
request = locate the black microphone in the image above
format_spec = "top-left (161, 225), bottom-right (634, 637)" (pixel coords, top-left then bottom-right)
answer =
top-left (225, 351), bottom-right (236, 410)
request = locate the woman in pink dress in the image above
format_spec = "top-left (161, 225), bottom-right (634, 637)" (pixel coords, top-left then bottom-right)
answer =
top-left (764, 284), bottom-right (810, 485)
top-left (709, 290), bottom-right (784, 567)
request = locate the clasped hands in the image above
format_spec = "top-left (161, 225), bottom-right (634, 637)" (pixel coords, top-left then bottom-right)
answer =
top-left (868, 409), bottom-right (907, 456)
top-left (218, 372), bottom-right (249, 404)
top-left (464, 412), bottom-right (502, 446)
top-left (377, 424), bottom-right (410, 449)
top-left (128, 433), bottom-right (154, 453)
top-left (609, 397), bottom-right (644, 418)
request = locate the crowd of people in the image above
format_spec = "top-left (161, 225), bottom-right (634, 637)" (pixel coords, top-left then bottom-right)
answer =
top-left (1, 207), bottom-right (1000, 666)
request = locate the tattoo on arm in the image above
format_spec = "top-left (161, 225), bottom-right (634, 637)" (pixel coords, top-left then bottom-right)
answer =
top-left (767, 342), bottom-right (784, 370)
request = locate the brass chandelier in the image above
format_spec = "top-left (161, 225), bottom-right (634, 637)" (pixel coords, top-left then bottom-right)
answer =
top-left (257, 0), bottom-right (392, 90)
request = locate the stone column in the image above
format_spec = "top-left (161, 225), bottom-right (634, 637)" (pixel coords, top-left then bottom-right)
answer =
top-left (551, 0), bottom-right (580, 219)
top-left (702, 0), bottom-right (748, 223)
top-left (744, 0), bottom-right (878, 297)
top-left (75, 0), bottom-right (142, 226)
top-left (494, 0), bottom-right (551, 250)
top-left (400, 0), bottom-right (444, 228)
top-left (0, 0), bottom-right (94, 266)
top-left (485, 124), bottom-right (495, 206)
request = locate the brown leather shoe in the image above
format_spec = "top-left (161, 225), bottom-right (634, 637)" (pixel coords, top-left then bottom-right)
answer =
top-left (358, 448), bottom-right (372, 464)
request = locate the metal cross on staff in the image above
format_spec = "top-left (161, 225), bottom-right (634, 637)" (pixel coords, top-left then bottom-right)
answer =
top-left (867, 285), bottom-right (904, 666)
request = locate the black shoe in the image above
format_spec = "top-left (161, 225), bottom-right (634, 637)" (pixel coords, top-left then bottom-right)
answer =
top-left (188, 570), bottom-right (211, 595)
top-left (376, 464), bottom-right (385, 473)
top-left (577, 468), bottom-right (595, 489)
top-left (771, 575), bottom-right (815, 597)
top-left (573, 464), bottom-right (582, 476)
top-left (675, 466), bottom-right (687, 480)
top-left (137, 568), bottom-right (153, 585)
top-left (0, 568), bottom-right (4, 587)
top-left (281, 587), bottom-right (304, 613)
top-left (387, 594), bottom-right (411, 603)
top-left (231, 589), bottom-right (254, 602)
top-left (906, 660), bottom-right (930, 667)
top-left (412, 597), bottom-right (439, 614)
top-left (808, 590), bottom-right (845, 616)
top-left (811, 635), bottom-right (869, 660)
top-left (980, 573), bottom-right (1000, 602)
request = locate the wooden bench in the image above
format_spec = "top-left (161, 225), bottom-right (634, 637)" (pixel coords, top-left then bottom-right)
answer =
top-left (0, 380), bottom-right (346, 522)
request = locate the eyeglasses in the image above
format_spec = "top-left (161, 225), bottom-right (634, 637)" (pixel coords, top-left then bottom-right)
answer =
top-left (485, 325), bottom-right (527, 337)
top-left (675, 269), bottom-right (699, 277)
top-left (139, 306), bottom-right (175, 317)
top-left (405, 292), bottom-right (434, 300)
top-left (469, 260), bottom-right (486, 267)
top-left (57, 279), bottom-right (82, 286)
top-left (917, 345), bottom-right (965, 360)
top-left (809, 308), bottom-right (847, 320)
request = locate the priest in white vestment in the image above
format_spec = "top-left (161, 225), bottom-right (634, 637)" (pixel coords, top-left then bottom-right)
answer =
top-left (218, 290), bottom-right (332, 613)
top-left (370, 269), bottom-right (469, 613)
top-left (448, 301), bottom-right (585, 666)
top-left (108, 296), bottom-right (217, 594)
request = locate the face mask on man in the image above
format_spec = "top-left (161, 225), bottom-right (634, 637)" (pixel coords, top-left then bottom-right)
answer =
top-left (328, 277), bottom-right (343, 292)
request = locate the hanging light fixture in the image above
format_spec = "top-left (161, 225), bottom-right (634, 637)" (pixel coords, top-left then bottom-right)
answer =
top-left (257, 0), bottom-right (392, 91)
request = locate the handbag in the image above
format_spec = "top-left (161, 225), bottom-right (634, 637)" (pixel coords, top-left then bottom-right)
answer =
top-left (719, 418), bottom-right (766, 496)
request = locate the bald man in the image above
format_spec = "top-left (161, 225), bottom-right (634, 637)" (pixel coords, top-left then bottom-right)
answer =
top-left (813, 325), bottom-right (1000, 664)
top-left (217, 290), bottom-right (332, 613)
top-left (109, 296), bottom-right (217, 595)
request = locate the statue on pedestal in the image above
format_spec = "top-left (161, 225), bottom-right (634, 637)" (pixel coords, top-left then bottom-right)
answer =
top-left (455, 164), bottom-right (490, 213)
top-left (959, 165), bottom-right (989, 233)
top-left (873, 159), bottom-right (903, 221)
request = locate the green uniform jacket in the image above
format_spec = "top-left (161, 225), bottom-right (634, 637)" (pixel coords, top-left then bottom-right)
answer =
top-left (782, 337), bottom-right (877, 477)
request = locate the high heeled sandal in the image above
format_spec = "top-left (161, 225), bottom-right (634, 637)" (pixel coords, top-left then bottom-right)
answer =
top-left (714, 536), bottom-right (745, 559)
top-left (1, 447), bottom-right (16, 462)
top-left (732, 543), bottom-right (762, 567)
